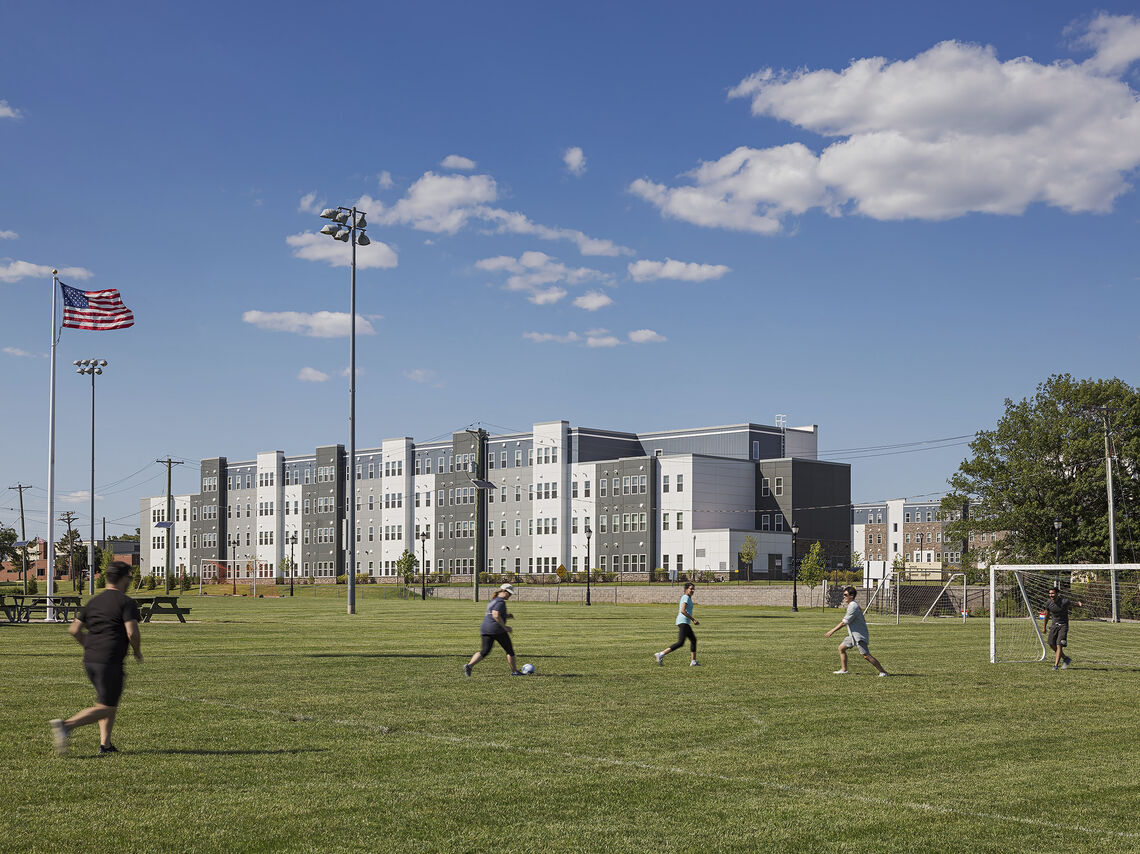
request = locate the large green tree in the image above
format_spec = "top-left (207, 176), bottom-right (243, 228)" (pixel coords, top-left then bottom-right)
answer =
top-left (0, 524), bottom-right (17, 565)
top-left (941, 374), bottom-right (1139, 564)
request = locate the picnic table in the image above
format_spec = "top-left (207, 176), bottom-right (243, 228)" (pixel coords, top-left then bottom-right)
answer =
top-left (132, 595), bottom-right (192, 623)
top-left (1, 594), bottom-right (83, 623)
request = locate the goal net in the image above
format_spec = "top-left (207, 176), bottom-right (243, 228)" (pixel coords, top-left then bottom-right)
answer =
top-left (864, 571), bottom-right (984, 625)
top-left (989, 564), bottom-right (1140, 665)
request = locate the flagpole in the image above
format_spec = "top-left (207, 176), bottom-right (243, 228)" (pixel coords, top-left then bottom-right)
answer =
top-left (47, 271), bottom-right (59, 621)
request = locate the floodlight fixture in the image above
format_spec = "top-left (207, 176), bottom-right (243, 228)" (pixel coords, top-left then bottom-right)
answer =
top-left (319, 208), bottom-right (338, 219)
top-left (320, 223), bottom-right (340, 236)
top-left (356, 233), bottom-right (370, 246)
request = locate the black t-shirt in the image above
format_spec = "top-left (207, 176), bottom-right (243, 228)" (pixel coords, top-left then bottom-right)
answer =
top-left (1044, 597), bottom-right (1073, 625)
top-left (76, 588), bottom-right (141, 664)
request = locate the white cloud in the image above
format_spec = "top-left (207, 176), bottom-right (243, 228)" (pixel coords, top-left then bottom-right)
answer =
top-left (628, 258), bottom-right (731, 282)
top-left (376, 172), bottom-right (498, 233)
top-left (523, 331), bottom-right (581, 344)
top-left (477, 251), bottom-right (608, 304)
top-left (635, 18), bottom-right (1140, 231)
top-left (441, 154), bottom-right (477, 170)
top-left (3, 346), bottom-right (34, 357)
top-left (297, 191), bottom-right (325, 214)
top-left (286, 231), bottom-right (398, 269)
top-left (573, 290), bottom-right (612, 311)
top-left (61, 490), bottom-right (99, 503)
top-left (377, 171), bottom-right (394, 189)
top-left (298, 367), bottom-right (330, 382)
top-left (477, 207), bottom-right (632, 256)
top-left (339, 365), bottom-right (365, 378)
top-left (1073, 13), bottom-right (1140, 74)
top-left (629, 329), bottom-right (667, 343)
top-left (564, 146), bottom-right (586, 176)
top-left (0, 230), bottom-right (17, 239)
top-left (586, 333), bottom-right (620, 348)
top-left (404, 368), bottom-right (437, 383)
top-left (243, 310), bottom-right (376, 338)
top-left (0, 261), bottom-right (93, 283)
top-left (0, 100), bottom-right (21, 119)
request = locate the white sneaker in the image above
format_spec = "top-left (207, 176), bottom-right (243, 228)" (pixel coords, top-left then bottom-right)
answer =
top-left (689, 660), bottom-right (700, 666)
top-left (50, 719), bottom-right (69, 755)
top-left (654, 652), bottom-right (664, 666)
top-left (832, 670), bottom-right (849, 675)
top-left (877, 671), bottom-right (889, 678)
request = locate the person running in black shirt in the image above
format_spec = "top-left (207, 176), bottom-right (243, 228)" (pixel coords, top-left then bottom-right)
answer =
top-left (50, 561), bottom-right (142, 755)
top-left (1043, 586), bottom-right (1083, 671)
top-left (463, 584), bottom-right (519, 676)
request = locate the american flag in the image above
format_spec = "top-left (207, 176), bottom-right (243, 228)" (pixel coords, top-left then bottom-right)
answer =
top-left (61, 283), bottom-right (134, 331)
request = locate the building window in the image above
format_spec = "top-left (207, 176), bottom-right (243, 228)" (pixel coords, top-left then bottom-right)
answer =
top-left (676, 512), bottom-right (683, 530)
top-left (676, 474), bottom-right (684, 492)
top-left (663, 475), bottom-right (670, 493)
top-left (774, 477), bottom-right (782, 496)
top-left (761, 478), bottom-right (770, 497)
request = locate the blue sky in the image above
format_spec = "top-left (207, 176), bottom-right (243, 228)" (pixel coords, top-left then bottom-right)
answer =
top-left (2, 1), bottom-right (1138, 540)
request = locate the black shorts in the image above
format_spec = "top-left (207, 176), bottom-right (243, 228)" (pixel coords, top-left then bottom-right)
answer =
top-left (480, 632), bottom-right (514, 657)
top-left (1047, 623), bottom-right (1068, 648)
top-left (84, 661), bottom-right (125, 707)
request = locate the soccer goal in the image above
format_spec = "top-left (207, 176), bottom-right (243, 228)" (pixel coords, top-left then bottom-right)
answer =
top-left (989, 564), bottom-right (1140, 665)
top-left (921, 573), bottom-right (968, 623)
top-left (864, 570), bottom-right (978, 625)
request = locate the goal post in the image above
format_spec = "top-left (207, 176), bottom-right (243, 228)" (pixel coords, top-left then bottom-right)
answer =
top-left (921, 572), bottom-right (968, 623)
top-left (989, 564), bottom-right (1140, 665)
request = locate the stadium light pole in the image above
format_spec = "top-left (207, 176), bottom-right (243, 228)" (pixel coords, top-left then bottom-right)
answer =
top-left (74, 358), bottom-right (107, 596)
top-left (1054, 517), bottom-right (1062, 589)
top-left (419, 529), bottom-right (429, 601)
top-left (791, 523), bottom-right (799, 612)
top-left (318, 205), bottom-right (370, 616)
top-left (289, 531), bottom-right (297, 597)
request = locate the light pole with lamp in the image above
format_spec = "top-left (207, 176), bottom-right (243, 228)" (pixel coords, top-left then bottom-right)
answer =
top-left (288, 531), bottom-right (297, 597)
top-left (419, 529), bottom-right (429, 601)
top-left (317, 205), bottom-right (370, 615)
top-left (585, 520), bottom-right (592, 606)
top-left (791, 523), bottom-right (799, 613)
top-left (1054, 516), bottom-right (1062, 589)
top-left (229, 536), bottom-right (239, 596)
top-left (74, 358), bottom-right (107, 596)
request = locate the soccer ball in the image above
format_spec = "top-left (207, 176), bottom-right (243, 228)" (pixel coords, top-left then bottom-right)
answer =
top-left (521, 663), bottom-right (536, 675)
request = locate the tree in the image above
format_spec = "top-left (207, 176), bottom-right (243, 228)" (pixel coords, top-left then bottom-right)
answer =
top-left (55, 527), bottom-right (86, 586)
top-left (738, 534), bottom-right (758, 579)
top-left (0, 524), bottom-right (17, 565)
top-left (941, 374), bottom-right (1139, 565)
top-left (798, 541), bottom-right (827, 605)
top-left (396, 549), bottom-right (418, 585)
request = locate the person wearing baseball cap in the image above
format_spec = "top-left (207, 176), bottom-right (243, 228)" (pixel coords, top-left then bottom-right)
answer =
top-left (463, 584), bottom-right (521, 676)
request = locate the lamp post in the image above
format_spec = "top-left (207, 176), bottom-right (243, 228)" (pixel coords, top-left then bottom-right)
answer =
top-left (288, 531), bottom-right (297, 597)
top-left (584, 521), bottom-right (592, 606)
top-left (74, 358), bottom-right (107, 596)
top-left (318, 205), bottom-right (370, 616)
top-left (419, 529), bottom-right (429, 601)
top-left (230, 535), bottom-right (239, 595)
top-left (791, 523), bottom-right (799, 613)
top-left (1054, 516), bottom-right (1062, 589)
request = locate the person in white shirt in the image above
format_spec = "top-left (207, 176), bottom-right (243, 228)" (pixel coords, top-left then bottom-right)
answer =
top-left (825, 586), bottom-right (888, 676)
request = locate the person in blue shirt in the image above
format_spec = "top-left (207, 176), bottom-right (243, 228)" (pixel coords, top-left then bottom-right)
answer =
top-left (463, 584), bottom-right (520, 676)
top-left (655, 583), bottom-right (701, 666)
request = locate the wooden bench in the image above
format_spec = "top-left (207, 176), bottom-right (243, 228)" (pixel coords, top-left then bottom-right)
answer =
top-left (7, 595), bottom-right (83, 623)
top-left (133, 595), bottom-right (192, 623)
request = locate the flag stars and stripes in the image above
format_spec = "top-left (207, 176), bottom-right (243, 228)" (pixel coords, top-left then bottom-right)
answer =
top-left (60, 283), bottom-right (134, 331)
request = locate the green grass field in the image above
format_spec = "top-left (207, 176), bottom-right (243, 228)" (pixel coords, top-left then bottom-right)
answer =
top-left (3, 594), bottom-right (1137, 853)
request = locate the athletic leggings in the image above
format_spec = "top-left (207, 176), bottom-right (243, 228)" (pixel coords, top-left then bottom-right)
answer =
top-left (667, 623), bottom-right (697, 653)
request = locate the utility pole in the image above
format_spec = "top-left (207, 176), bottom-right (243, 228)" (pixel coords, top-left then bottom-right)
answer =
top-left (157, 458), bottom-right (183, 594)
top-left (59, 510), bottom-right (79, 591)
top-left (9, 484), bottom-right (32, 594)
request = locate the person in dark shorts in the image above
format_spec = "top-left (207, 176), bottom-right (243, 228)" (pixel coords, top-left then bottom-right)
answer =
top-left (1043, 586), bottom-right (1083, 670)
top-left (464, 583), bottom-right (519, 676)
top-left (655, 583), bottom-right (700, 666)
top-left (50, 561), bottom-right (142, 755)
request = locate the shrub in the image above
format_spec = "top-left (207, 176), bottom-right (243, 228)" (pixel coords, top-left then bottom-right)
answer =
top-left (96, 572), bottom-right (106, 589)
top-left (27, 579), bottom-right (39, 595)
top-left (336, 575), bottom-right (346, 585)
top-left (356, 573), bottom-right (372, 585)
top-left (179, 574), bottom-right (192, 592)
top-left (144, 575), bottom-right (156, 590)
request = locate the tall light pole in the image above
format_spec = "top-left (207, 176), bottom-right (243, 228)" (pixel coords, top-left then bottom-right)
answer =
top-left (791, 523), bottom-right (799, 613)
top-left (230, 535), bottom-right (239, 596)
top-left (584, 521), bottom-right (592, 606)
top-left (75, 358), bottom-right (107, 595)
top-left (1054, 516), bottom-right (1062, 589)
top-left (288, 531), bottom-right (297, 597)
top-left (419, 529), bottom-right (429, 601)
top-left (318, 205), bottom-right (370, 616)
